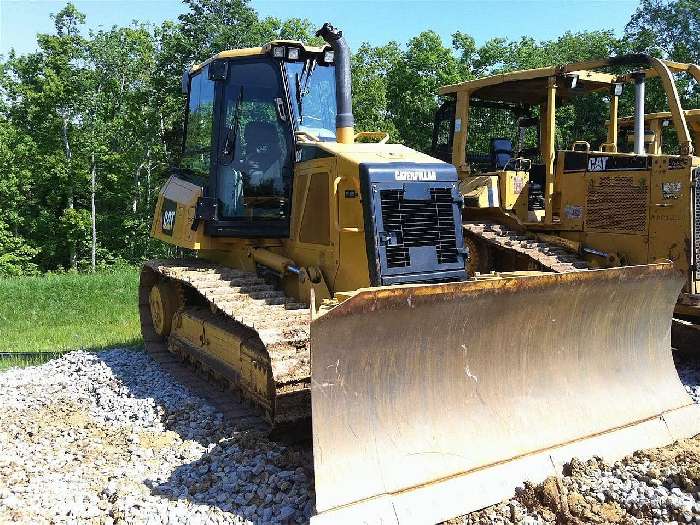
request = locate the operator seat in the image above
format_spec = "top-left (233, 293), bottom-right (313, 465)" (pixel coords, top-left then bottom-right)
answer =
top-left (244, 121), bottom-right (282, 173)
top-left (490, 138), bottom-right (514, 170)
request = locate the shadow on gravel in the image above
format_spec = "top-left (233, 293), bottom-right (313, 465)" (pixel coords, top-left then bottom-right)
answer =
top-left (91, 348), bottom-right (315, 523)
top-left (148, 438), bottom-right (314, 524)
top-left (93, 347), bottom-right (241, 447)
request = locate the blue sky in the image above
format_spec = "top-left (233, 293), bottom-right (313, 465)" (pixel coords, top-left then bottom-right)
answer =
top-left (1, 0), bottom-right (640, 57)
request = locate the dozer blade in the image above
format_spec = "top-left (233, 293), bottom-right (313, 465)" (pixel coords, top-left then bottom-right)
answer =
top-left (310, 264), bottom-right (700, 525)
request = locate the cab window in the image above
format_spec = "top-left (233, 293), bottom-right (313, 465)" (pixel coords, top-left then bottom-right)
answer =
top-left (182, 66), bottom-right (215, 176)
top-left (217, 59), bottom-right (293, 222)
top-left (431, 98), bottom-right (455, 163)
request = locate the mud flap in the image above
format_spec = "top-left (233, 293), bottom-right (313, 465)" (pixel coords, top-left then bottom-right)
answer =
top-left (310, 264), bottom-right (700, 525)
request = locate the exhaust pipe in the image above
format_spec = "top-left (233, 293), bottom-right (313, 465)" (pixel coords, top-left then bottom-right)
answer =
top-left (633, 72), bottom-right (646, 155)
top-left (316, 23), bottom-right (354, 144)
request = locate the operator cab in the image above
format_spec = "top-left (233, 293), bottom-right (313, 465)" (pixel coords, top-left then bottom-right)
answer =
top-left (180, 42), bottom-right (337, 237)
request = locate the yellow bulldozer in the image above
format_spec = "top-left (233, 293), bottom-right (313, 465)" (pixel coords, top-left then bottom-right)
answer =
top-left (141, 27), bottom-right (700, 523)
top-left (432, 55), bottom-right (700, 351)
top-left (616, 108), bottom-right (700, 157)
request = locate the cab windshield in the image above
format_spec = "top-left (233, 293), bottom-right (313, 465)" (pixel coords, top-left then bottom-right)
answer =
top-left (286, 61), bottom-right (337, 139)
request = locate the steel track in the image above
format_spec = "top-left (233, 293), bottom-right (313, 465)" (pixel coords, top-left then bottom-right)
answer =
top-left (463, 221), bottom-right (590, 273)
top-left (139, 259), bottom-right (311, 430)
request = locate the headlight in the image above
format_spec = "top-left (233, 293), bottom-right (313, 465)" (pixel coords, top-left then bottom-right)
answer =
top-left (287, 47), bottom-right (300, 60)
top-left (272, 46), bottom-right (285, 58)
top-left (323, 50), bottom-right (334, 63)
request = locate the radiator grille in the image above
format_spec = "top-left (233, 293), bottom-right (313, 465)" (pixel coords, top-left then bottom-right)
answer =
top-left (586, 176), bottom-right (648, 233)
top-left (380, 188), bottom-right (458, 268)
top-left (694, 173), bottom-right (700, 273)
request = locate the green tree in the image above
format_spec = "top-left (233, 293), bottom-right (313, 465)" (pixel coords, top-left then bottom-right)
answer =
top-left (0, 120), bottom-right (39, 275)
top-left (625, 0), bottom-right (700, 112)
top-left (625, 0), bottom-right (700, 63)
top-left (386, 31), bottom-right (466, 150)
top-left (351, 42), bottom-right (402, 138)
top-left (1, 3), bottom-right (91, 270)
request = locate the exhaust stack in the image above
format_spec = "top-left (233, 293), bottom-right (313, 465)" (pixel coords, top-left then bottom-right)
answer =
top-left (316, 23), bottom-right (354, 144)
top-left (633, 72), bottom-right (646, 155)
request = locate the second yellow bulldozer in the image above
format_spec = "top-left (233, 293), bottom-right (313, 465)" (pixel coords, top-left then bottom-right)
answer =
top-left (141, 28), bottom-right (700, 524)
top-left (433, 55), bottom-right (700, 350)
top-left (617, 109), bottom-right (700, 156)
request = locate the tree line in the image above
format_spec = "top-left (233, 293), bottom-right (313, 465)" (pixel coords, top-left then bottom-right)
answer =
top-left (0, 0), bottom-right (697, 275)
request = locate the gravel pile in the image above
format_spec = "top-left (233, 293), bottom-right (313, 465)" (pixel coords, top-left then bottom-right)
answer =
top-left (0, 349), bottom-right (313, 524)
top-left (1, 349), bottom-right (700, 525)
top-left (457, 353), bottom-right (700, 525)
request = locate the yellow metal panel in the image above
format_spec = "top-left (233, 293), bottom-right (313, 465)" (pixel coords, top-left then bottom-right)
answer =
top-left (289, 170), bottom-right (310, 242)
top-left (285, 158), bottom-right (341, 293)
top-left (332, 157), bottom-right (371, 292)
top-left (174, 311), bottom-right (243, 372)
top-left (190, 47), bottom-right (265, 73)
top-left (453, 91), bottom-right (469, 169)
top-left (151, 176), bottom-right (210, 250)
top-left (499, 170), bottom-right (530, 213)
top-left (557, 168), bottom-right (586, 231)
top-left (459, 175), bottom-right (499, 208)
top-left (438, 59), bottom-right (619, 96)
top-left (302, 141), bottom-right (443, 168)
top-left (578, 232), bottom-right (648, 266)
top-left (649, 156), bottom-right (693, 287)
top-left (190, 41), bottom-right (329, 74)
top-left (299, 171), bottom-right (331, 245)
top-left (606, 94), bottom-right (619, 152)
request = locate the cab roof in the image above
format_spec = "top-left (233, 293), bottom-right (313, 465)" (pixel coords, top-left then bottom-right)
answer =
top-left (438, 55), bottom-right (698, 106)
top-left (189, 40), bottom-right (329, 74)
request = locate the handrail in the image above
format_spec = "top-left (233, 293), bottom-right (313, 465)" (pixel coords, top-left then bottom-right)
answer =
top-left (648, 57), bottom-right (693, 155)
top-left (571, 141), bottom-right (591, 152)
top-left (294, 130), bottom-right (320, 143)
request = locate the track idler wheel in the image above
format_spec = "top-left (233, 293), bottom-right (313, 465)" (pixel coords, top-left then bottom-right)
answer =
top-left (149, 279), bottom-right (181, 337)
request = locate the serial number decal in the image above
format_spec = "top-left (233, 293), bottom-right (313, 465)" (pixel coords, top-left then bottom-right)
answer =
top-left (565, 204), bottom-right (583, 219)
top-left (668, 157), bottom-right (688, 170)
top-left (661, 181), bottom-right (682, 199)
top-left (161, 199), bottom-right (177, 236)
top-left (513, 175), bottom-right (524, 194)
top-left (394, 169), bottom-right (437, 181)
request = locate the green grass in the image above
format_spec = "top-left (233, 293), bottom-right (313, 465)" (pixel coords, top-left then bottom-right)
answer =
top-left (0, 268), bottom-right (142, 355)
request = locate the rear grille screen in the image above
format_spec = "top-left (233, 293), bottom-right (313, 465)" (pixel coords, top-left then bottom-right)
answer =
top-left (380, 188), bottom-right (458, 268)
top-left (586, 176), bottom-right (648, 233)
top-left (694, 173), bottom-right (700, 273)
